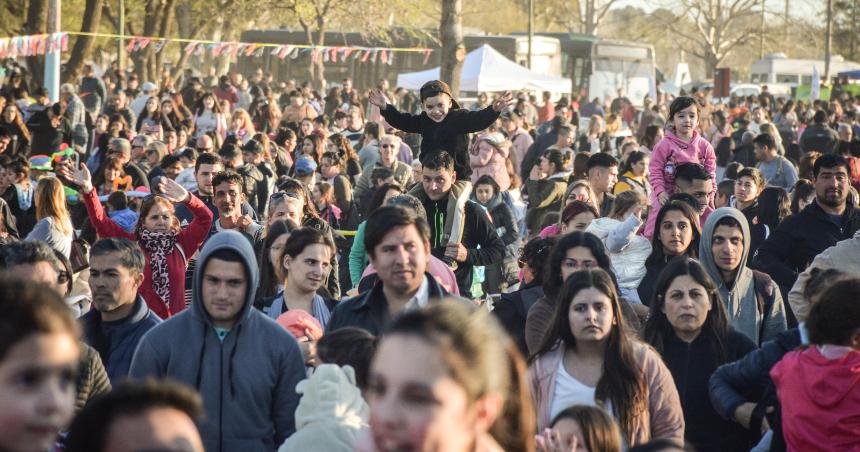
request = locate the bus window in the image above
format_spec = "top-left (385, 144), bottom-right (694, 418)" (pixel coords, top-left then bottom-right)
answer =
top-left (777, 74), bottom-right (799, 84)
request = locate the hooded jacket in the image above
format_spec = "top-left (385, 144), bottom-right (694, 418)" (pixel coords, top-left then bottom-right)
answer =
top-left (699, 208), bottom-right (787, 344)
top-left (380, 102), bottom-right (500, 181)
top-left (586, 215), bottom-right (651, 303)
top-left (129, 230), bottom-right (307, 452)
top-left (278, 364), bottom-right (369, 452)
top-left (787, 230), bottom-right (860, 321)
top-left (770, 346), bottom-right (860, 451)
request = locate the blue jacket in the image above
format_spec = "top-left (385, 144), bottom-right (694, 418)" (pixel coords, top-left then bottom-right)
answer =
top-left (130, 230), bottom-right (306, 452)
top-left (81, 295), bottom-right (160, 382)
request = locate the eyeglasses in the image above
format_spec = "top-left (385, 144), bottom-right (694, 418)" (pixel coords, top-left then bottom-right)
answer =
top-left (57, 271), bottom-right (71, 284)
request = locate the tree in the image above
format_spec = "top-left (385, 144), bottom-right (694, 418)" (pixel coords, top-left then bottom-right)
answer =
top-left (24, 0), bottom-right (49, 89)
top-left (62, 0), bottom-right (104, 83)
top-left (661, 0), bottom-right (762, 75)
top-left (440, 0), bottom-right (464, 94)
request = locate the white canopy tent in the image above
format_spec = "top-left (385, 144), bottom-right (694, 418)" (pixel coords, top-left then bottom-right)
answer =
top-left (396, 44), bottom-right (571, 93)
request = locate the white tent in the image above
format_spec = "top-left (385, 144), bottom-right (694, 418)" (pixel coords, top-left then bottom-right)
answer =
top-left (396, 44), bottom-right (571, 93)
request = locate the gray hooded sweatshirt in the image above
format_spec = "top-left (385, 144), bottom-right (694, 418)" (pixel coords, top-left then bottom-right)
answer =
top-left (130, 230), bottom-right (306, 452)
top-left (698, 207), bottom-right (787, 344)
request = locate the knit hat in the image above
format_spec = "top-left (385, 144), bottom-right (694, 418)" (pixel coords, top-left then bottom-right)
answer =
top-left (276, 310), bottom-right (322, 339)
top-left (28, 155), bottom-right (52, 171)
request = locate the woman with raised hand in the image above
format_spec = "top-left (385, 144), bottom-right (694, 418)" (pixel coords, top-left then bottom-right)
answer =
top-left (58, 161), bottom-right (213, 318)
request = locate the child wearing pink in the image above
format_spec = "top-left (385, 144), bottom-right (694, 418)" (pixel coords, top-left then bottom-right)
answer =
top-left (643, 128), bottom-right (716, 238)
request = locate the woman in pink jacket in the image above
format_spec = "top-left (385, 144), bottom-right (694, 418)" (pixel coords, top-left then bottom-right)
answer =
top-left (527, 268), bottom-right (684, 447)
top-left (469, 132), bottom-right (512, 191)
top-left (644, 97), bottom-right (716, 239)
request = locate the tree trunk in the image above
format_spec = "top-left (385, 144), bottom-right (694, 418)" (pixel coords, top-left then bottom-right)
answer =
top-left (154, 0), bottom-right (176, 80)
top-left (440, 0), bottom-right (463, 95)
top-left (62, 0), bottom-right (104, 83)
top-left (825, 0), bottom-right (833, 82)
top-left (24, 0), bottom-right (49, 89)
top-left (313, 17), bottom-right (327, 89)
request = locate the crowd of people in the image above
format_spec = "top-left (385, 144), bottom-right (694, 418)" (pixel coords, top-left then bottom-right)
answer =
top-left (0, 61), bottom-right (859, 452)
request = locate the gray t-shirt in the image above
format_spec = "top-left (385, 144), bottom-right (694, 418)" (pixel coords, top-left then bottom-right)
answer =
top-left (757, 156), bottom-right (799, 191)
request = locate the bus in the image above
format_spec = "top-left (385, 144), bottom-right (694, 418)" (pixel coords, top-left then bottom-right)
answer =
top-left (520, 33), bottom-right (656, 107)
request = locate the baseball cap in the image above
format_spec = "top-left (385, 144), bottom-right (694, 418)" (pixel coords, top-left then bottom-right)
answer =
top-left (419, 80), bottom-right (453, 102)
top-left (294, 156), bottom-right (317, 176)
top-left (29, 155), bottom-right (52, 171)
top-left (276, 310), bottom-right (322, 339)
top-left (142, 82), bottom-right (158, 93)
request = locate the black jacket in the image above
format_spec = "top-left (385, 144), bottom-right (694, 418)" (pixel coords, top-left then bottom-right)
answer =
top-left (800, 123), bottom-right (838, 153)
top-left (326, 272), bottom-right (451, 335)
top-left (660, 329), bottom-right (757, 452)
top-left (236, 163), bottom-right (265, 214)
top-left (76, 342), bottom-right (112, 413)
top-left (422, 197), bottom-right (506, 297)
top-left (520, 131), bottom-right (557, 179)
top-left (380, 103), bottom-right (499, 181)
top-left (26, 109), bottom-right (71, 154)
top-left (492, 282), bottom-right (544, 356)
top-left (752, 200), bottom-right (860, 299)
top-left (2, 187), bottom-right (37, 237)
top-left (709, 328), bottom-right (802, 452)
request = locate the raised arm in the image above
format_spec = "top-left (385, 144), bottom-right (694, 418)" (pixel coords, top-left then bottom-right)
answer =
top-left (57, 162), bottom-right (135, 241)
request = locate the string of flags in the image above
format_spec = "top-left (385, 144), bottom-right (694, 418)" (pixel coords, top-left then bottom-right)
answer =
top-left (0, 31), bottom-right (434, 65)
top-left (0, 33), bottom-right (69, 58)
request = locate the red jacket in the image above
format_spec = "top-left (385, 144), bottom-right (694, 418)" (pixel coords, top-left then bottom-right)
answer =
top-left (82, 190), bottom-right (213, 318)
top-left (771, 346), bottom-right (860, 452)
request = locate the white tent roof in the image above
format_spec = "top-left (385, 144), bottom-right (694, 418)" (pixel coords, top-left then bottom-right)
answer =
top-left (396, 44), bottom-right (571, 93)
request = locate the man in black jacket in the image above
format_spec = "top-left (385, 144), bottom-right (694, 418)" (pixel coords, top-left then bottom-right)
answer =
top-left (327, 206), bottom-right (454, 335)
top-left (418, 152), bottom-right (505, 297)
top-left (800, 110), bottom-right (839, 153)
top-left (752, 153), bottom-right (860, 322)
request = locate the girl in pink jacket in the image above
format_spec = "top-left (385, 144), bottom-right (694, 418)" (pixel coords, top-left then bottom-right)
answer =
top-left (644, 97), bottom-right (716, 238)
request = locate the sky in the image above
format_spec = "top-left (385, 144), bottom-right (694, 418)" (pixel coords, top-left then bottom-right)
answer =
top-left (610, 0), bottom-right (823, 21)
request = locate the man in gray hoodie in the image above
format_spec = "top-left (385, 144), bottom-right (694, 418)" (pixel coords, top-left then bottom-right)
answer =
top-left (129, 230), bottom-right (306, 451)
top-left (698, 207), bottom-right (787, 345)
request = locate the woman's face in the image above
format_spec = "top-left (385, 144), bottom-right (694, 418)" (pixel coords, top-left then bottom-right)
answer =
top-left (202, 96), bottom-right (215, 110)
top-left (302, 138), bottom-right (315, 155)
top-left (368, 334), bottom-right (489, 452)
top-left (142, 202), bottom-right (174, 234)
top-left (145, 97), bottom-right (158, 113)
top-left (300, 120), bottom-right (314, 137)
top-left (560, 246), bottom-right (597, 282)
top-left (659, 210), bottom-right (694, 256)
top-left (231, 116), bottom-right (243, 130)
top-left (551, 418), bottom-right (589, 452)
top-left (566, 186), bottom-right (590, 205)
top-left (268, 233), bottom-right (289, 271)
top-left (3, 105), bottom-right (16, 122)
top-left (95, 115), bottom-right (109, 132)
top-left (162, 101), bottom-right (173, 113)
top-left (568, 287), bottom-right (615, 343)
top-left (734, 176), bottom-right (760, 204)
top-left (563, 211), bottom-right (595, 234)
top-left (539, 156), bottom-right (553, 175)
top-left (284, 244), bottom-right (332, 293)
top-left (177, 129), bottom-right (188, 148)
top-left (105, 167), bottom-right (121, 183)
top-left (632, 157), bottom-right (649, 177)
top-left (662, 275), bottom-right (711, 341)
top-left (146, 148), bottom-right (160, 166)
top-left (474, 184), bottom-right (494, 204)
top-left (797, 194), bottom-right (815, 212)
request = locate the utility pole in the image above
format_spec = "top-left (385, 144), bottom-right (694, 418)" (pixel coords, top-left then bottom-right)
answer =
top-left (760, 0), bottom-right (766, 59)
top-left (44, 0), bottom-right (61, 102)
top-left (825, 0), bottom-right (834, 83)
top-left (784, 0), bottom-right (790, 42)
top-left (118, 0), bottom-right (126, 72)
top-left (527, 0), bottom-right (534, 69)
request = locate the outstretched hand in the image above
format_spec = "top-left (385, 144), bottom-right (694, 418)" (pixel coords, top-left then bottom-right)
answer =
top-left (156, 177), bottom-right (190, 203)
top-left (492, 91), bottom-right (514, 112)
top-left (368, 88), bottom-right (388, 108)
top-left (57, 162), bottom-right (93, 194)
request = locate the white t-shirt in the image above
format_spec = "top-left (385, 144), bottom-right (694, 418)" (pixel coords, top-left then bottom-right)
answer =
top-left (549, 359), bottom-right (598, 422)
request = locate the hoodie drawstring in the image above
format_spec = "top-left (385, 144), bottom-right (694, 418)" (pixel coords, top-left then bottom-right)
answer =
top-left (228, 323), bottom-right (242, 398)
top-left (194, 326), bottom-right (207, 390)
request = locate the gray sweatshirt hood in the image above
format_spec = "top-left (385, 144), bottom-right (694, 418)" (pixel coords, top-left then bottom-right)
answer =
top-left (191, 229), bottom-right (259, 327)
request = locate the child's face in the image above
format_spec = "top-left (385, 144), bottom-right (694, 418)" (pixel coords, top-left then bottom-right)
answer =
top-left (422, 93), bottom-right (453, 123)
top-left (551, 418), bottom-right (588, 452)
top-left (672, 104), bottom-right (699, 137)
top-left (0, 333), bottom-right (79, 452)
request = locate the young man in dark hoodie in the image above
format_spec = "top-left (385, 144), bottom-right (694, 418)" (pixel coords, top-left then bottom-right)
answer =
top-left (129, 230), bottom-right (306, 451)
top-left (369, 80), bottom-right (512, 267)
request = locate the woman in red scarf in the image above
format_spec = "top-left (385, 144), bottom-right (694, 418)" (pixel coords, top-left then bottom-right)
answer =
top-left (59, 162), bottom-right (213, 318)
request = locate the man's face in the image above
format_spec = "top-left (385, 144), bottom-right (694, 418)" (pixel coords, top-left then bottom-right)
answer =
top-left (6, 262), bottom-right (64, 295)
top-left (422, 93), bottom-right (452, 123)
top-left (195, 163), bottom-right (223, 196)
top-left (103, 407), bottom-right (205, 452)
top-left (753, 143), bottom-right (768, 162)
top-left (421, 167), bottom-right (455, 201)
top-left (131, 141), bottom-right (147, 161)
top-left (675, 178), bottom-right (712, 214)
top-left (711, 224), bottom-right (745, 276)
top-left (379, 138), bottom-right (399, 167)
top-left (589, 166), bottom-right (618, 194)
top-left (196, 136), bottom-right (214, 153)
top-left (214, 181), bottom-right (244, 216)
top-left (89, 252), bottom-right (144, 317)
top-left (343, 79), bottom-right (352, 91)
top-left (557, 130), bottom-right (573, 147)
top-left (369, 225), bottom-right (429, 296)
top-left (815, 165), bottom-right (849, 209)
top-left (201, 258), bottom-right (247, 328)
top-left (0, 136), bottom-right (10, 154)
top-left (165, 162), bottom-right (184, 180)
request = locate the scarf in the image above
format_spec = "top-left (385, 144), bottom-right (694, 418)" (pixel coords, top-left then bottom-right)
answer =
top-left (138, 228), bottom-right (177, 307)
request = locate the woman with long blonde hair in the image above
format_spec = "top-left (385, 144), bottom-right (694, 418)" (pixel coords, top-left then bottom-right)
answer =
top-left (26, 176), bottom-right (74, 257)
top-left (228, 108), bottom-right (257, 144)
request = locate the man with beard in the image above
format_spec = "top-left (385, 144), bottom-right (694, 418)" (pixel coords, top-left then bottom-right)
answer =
top-left (209, 171), bottom-right (262, 244)
top-left (753, 153), bottom-right (860, 323)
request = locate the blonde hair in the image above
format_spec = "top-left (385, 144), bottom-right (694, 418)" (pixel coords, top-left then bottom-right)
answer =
top-left (231, 108), bottom-right (256, 134)
top-left (35, 177), bottom-right (72, 236)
